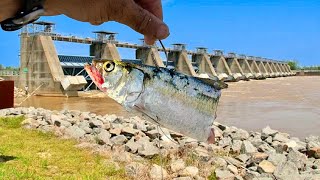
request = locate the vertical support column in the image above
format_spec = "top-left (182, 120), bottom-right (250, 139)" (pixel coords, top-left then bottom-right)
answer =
top-left (270, 63), bottom-right (281, 77)
top-left (168, 44), bottom-right (197, 77)
top-left (91, 31), bottom-right (121, 60)
top-left (247, 56), bottom-right (264, 79)
top-left (238, 55), bottom-right (254, 79)
top-left (19, 34), bottom-right (66, 96)
top-left (192, 48), bottom-right (218, 78)
top-left (136, 45), bottom-right (165, 67)
top-left (211, 50), bottom-right (233, 81)
top-left (225, 53), bottom-right (245, 81)
top-left (256, 58), bottom-right (270, 78)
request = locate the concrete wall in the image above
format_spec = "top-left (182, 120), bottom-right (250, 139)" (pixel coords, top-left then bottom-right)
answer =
top-left (192, 53), bottom-right (217, 77)
top-left (168, 51), bottom-right (197, 77)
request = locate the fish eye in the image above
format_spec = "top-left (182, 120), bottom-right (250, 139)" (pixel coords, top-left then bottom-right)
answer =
top-left (103, 61), bottom-right (115, 72)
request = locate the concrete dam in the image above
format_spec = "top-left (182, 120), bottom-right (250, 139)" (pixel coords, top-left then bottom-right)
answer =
top-left (9, 21), bottom-right (295, 96)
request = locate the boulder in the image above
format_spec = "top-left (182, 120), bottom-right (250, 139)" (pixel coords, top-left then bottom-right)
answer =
top-left (215, 169), bottom-right (235, 180)
top-left (110, 128), bottom-right (122, 136)
top-left (111, 135), bottom-right (128, 145)
top-left (307, 147), bottom-right (320, 159)
top-left (231, 140), bottom-right (242, 153)
top-left (241, 140), bottom-right (257, 154)
top-left (250, 152), bottom-right (269, 164)
top-left (274, 161), bottom-right (300, 180)
top-left (149, 164), bottom-right (168, 180)
top-left (89, 119), bottom-right (104, 128)
top-left (287, 149), bottom-right (308, 170)
top-left (258, 143), bottom-right (276, 153)
top-left (273, 133), bottom-right (290, 143)
top-left (231, 129), bottom-right (249, 141)
top-left (267, 153), bottom-right (287, 165)
top-left (227, 164), bottom-right (238, 175)
top-left (125, 139), bottom-right (142, 153)
top-left (138, 142), bottom-right (159, 157)
top-left (219, 137), bottom-right (232, 148)
top-left (122, 127), bottom-right (138, 137)
top-left (180, 166), bottom-right (199, 177)
top-left (173, 177), bottom-right (192, 180)
top-left (236, 154), bottom-right (250, 163)
top-left (65, 125), bottom-right (86, 139)
top-left (170, 159), bottom-right (186, 173)
top-left (78, 121), bottom-right (92, 134)
top-left (258, 160), bottom-right (276, 174)
top-left (96, 129), bottom-right (111, 145)
top-left (261, 126), bottom-right (278, 139)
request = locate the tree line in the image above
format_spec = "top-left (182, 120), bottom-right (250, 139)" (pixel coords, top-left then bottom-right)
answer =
top-left (0, 65), bottom-right (19, 71)
top-left (287, 61), bottom-right (320, 71)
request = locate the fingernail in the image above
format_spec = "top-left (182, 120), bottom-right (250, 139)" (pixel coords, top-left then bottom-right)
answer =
top-left (156, 24), bottom-right (170, 39)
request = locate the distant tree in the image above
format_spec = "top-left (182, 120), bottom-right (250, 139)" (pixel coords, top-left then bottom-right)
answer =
top-left (288, 61), bottom-right (298, 70)
top-left (0, 64), bottom-right (3, 70)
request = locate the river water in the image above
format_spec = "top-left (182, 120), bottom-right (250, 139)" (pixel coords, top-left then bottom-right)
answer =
top-left (16, 76), bottom-right (320, 139)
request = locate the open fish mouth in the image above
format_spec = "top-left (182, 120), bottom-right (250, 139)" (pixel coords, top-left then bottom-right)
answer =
top-left (84, 63), bottom-right (106, 92)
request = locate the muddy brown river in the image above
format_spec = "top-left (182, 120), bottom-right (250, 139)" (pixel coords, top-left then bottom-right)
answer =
top-left (16, 76), bottom-right (320, 139)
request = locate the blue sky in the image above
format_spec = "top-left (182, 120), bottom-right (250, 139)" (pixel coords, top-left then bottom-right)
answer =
top-left (0, 0), bottom-right (319, 67)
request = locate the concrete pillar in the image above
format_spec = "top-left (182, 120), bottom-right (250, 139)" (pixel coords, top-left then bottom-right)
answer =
top-left (168, 44), bottom-right (197, 77)
top-left (247, 56), bottom-right (264, 79)
top-left (136, 47), bottom-right (165, 67)
top-left (91, 43), bottom-right (121, 60)
top-left (264, 61), bottom-right (276, 78)
top-left (274, 63), bottom-right (284, 77)
top-left (192, 48), bottom-right (218, 78)
top-left (255, 58), bottom-right (270, 78)
top-left (278, 63), bottom-right (288, 76)
top-left (225, 53), bottom-right (246, 81)
top-left (237, 55), bottom-right (254, 79)
top-left (270, 63), bottom-right (281, 77)
top-left (19, 34), bottom-right (71, 96)
top-left (210, 50), bottom-right (233, 81)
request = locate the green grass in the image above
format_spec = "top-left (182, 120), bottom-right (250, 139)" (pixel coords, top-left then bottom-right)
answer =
top-left (0, 116), bottom-right (126, 179)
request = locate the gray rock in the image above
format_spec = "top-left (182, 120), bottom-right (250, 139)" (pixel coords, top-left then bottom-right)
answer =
top-left (231, 129), bottom-right (250, 141)
top-left (250, 152), bottom-right (269, 164)
top-left (122, 127), bottom-right (138, 137)
top-left (224, 157), bottom-right (244, 168)
top-left (306, 136), bottom-right (320, 149)
top-left (125, 139), bottom-right (142, 153)
top-left (227, 164), bottom-right (238, 175)
top-left (235, 175), bottom-right (244, 180)
top-left (149, 164), bottom-right (168, 180)
top-left (78, 121), bottom-right (92, 134)
top-left (287, 148), bottom-right (307, 170)
top-left (274, 161), bottom-right (300, 180)
top-left (267, 153), bottom-right (287, 165)
top-left (54, 119), bottom-right (72, 128)
top-left (21, 118), bottom-right (40, 129)
top-left (65, 125), bottom-right (86, 139)
top-left (258, 160), bottom-right (276, 174)
top-left (241, 140), bottom-right (257, 154)
top-left (236, 154), bottom-right (250, 164)
top-left (170, 159), bottom-right (186, 173)
top-left (261, 126), bottom-right (278, 139)
top-left (133, 121), bottom-right (147, 132)
top-left (96, 129), bottom-right (111, 145)
top-left (258, 143), bottom-right (276, 153)
top-left (180, 166), bottom-right (199, 177)
top-left (110, 128), bottom-right (122, 136)
top-left (215, 169), bottom-right (235, 180)
top-left (308, 147), bottom-right (320, 159)
top-left (244, 170), bottom-right (260, 179)
top-left (219, 136), bottom-right (232, 148)
top-left (138, 142), bottom-right (159, 157)
top-left (231, 140), bottom-right (243, 153)
top-left (145, 129), bottom-right (161, 139)
top-left (212, 126), bottom-right (223, 139)
top-left (273, 133), bottom-right (290, 143)
top-left (111, 135), bottom-right (128, 145)
top-left (89, 119), bottom-right (104, 128)
top-left (265, 136), bottom-right (273, 144)
top-left (211, 157), bottom-right (228, 168)
top-left (248, 166), bottom-right (258, 171)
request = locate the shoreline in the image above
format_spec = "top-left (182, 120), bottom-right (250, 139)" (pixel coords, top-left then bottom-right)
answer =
top-left (1, 107), bottom-right (319, 179)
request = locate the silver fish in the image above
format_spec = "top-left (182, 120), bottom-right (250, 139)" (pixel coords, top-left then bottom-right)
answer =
top-left (85, 60), bottom-right (226, 143)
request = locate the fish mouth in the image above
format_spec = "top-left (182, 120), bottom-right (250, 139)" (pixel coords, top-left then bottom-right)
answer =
top-left (84, 64), bottom-right (107, 92)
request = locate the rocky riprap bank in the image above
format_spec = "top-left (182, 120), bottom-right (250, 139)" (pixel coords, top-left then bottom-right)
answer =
top-left (0, 107), bottom-right (319, 180)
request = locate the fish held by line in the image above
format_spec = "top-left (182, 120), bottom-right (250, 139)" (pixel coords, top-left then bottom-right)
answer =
top-left (85, 60), bottom-right (226, 143)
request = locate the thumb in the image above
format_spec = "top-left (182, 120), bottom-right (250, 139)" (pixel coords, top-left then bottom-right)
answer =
top-left (114, 0), bottom-right (169, 41)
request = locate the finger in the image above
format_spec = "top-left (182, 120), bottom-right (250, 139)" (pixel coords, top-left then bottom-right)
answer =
top-left (113, 0), bottom-right (169, 43)
top-left (144, 35), bottom-right (156, 45)
top-left (134, 0), bottom-right (163, 20)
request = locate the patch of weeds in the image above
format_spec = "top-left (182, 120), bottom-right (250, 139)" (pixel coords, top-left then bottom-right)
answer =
top-left (185, 152), bottom-right (200, 166)
top-left (208, 170), bottom-right (217, 180)
top-left (0, 116), bottom-right (24, 128)
top-left (149, 154), bottom-right (170, 167)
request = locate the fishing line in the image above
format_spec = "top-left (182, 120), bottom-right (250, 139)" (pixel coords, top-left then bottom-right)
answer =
top-left (159, 40), bottom-right (169, 67)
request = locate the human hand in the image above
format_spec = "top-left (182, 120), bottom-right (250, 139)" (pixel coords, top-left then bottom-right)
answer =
top-left (45, 0), bottom-right (170, 45)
